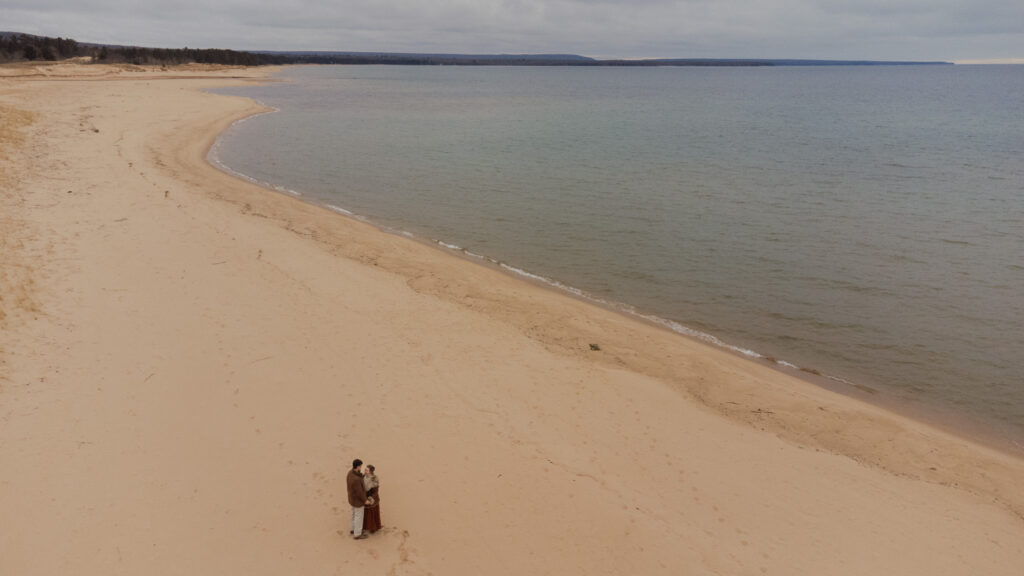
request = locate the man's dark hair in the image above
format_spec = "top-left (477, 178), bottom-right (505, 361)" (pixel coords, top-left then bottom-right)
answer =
top-left (352, 459), bottom-right (363, 469)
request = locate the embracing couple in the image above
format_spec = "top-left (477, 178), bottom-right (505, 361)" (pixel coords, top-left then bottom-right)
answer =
top-left (347, 458), bottom-right (382, 540)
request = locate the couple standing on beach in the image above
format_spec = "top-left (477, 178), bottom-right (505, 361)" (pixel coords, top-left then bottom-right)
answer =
top-left (347, 459), bottom-right (382, 540)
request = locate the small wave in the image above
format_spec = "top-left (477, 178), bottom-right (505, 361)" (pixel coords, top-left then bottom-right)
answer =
top-left (635, 313), bottom-right (762, 358)
top-left (498, 263), bottom-right (592, 300)
top-left (207, 105), bottom-right (284, 191)
top-left (326, 204), bottom-right (353, 216)
top-left (209, 155), bottom-right (301, 199)
top-left (489, 254), bottom-right (865, 387)
top-left (272, 184), bottom-right (301, 197)
top-left (231, 104), bottom-right (280, 125)
top-left (437, 241), bottom-right (462, 251)
top-left (208, 152), bottom-right (262, 186)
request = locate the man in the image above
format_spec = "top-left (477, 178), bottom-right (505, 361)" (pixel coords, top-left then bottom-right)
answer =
top-left (347, 458), bottom-right (370, 540)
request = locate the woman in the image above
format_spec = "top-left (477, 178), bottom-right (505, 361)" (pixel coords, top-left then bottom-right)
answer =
top-left (362, 464), bottom-right (382, 534)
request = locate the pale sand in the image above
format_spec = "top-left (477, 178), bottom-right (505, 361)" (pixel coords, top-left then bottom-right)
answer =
top-left (1, 62), bottom-right (1022, 575)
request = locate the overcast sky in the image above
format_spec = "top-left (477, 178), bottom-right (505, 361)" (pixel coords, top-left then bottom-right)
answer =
top-left (3, 0), bottom-right (1022, 62)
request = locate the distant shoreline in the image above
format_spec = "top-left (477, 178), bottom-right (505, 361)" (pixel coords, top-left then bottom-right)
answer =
top-left (251, 51), bottom-right (955, 67)
top-left (1, 31), bottom-right (954, 67)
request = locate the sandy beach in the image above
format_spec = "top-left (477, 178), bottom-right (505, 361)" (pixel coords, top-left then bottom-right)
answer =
top-left (1, 62), bottom-right (1022, 575)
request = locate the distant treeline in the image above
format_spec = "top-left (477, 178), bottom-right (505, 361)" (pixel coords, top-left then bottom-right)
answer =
top-left (0, 32), bottom-right (289, 66)
top-left (0, 33), bottom-right (83, 62)
top-left (0, 32), bottom-right (953, 68)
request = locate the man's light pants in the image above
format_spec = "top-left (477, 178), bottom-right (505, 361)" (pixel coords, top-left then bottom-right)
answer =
top-left (351, 506), bottom-right (365, 537)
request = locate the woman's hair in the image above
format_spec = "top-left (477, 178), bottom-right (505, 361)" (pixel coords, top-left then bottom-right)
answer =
top-left (368, 464), bottom-right (375, 473)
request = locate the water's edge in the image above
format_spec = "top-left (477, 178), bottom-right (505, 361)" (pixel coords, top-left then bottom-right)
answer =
top-left (203, 84), bottom-right (1024, 459)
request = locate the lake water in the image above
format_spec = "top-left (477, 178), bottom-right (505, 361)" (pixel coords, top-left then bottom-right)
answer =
top-left (211, 65), bottom-right (1024, 446)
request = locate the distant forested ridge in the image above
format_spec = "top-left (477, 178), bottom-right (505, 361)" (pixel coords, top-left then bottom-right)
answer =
top-left (0, 32), bottom-right (953, 67)
top-left (0, 32), bottom-right (288, 65)
top-left (1, 32), bottom-right (85, 62)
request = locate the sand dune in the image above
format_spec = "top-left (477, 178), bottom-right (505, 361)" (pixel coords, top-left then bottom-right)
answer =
top-left (1, 62), bottom-right (1022, 575)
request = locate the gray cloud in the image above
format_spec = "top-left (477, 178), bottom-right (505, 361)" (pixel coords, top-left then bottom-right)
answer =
top-left (1, 0), bottom-right (1021, 61)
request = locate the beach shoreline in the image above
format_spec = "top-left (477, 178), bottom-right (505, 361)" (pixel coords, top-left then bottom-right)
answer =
top-left (205, 68), bottom-right (1024, 460)
top-left (2, 61), bottom-right (1023, 575)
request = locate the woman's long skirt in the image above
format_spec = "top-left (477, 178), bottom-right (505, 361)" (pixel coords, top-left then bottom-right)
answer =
top-left (363, 500), bottom-right (382, 533)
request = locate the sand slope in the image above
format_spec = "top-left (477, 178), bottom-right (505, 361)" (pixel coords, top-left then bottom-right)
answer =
top-left (1, 63), bottom-right (1022, 575)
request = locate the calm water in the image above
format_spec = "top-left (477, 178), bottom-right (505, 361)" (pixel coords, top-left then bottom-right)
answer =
top-left (212, 65), bottom-right (1024, 444)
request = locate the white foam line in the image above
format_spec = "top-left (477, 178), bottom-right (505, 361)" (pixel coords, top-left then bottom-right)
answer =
top-left (824, 374), bottom-right (856, 386)
top-left (206, 94), bottom-right (383, 230)
top-left (635, 312), bottom-right (762, 358)
top-left (498, 263), bottom-right (591, 299)
top-left (326, 204), bottom-right (353, 216)
top-left (207, 105), bottom-right (282, 187)
top-left (233, 103), bottom-right (280, 124)
top-left (325, 203), bottom-right (375, 224)
top-left (272, 184), bottom-right (301, 197)
top-left (492, 258), bottom-right (863, 382)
